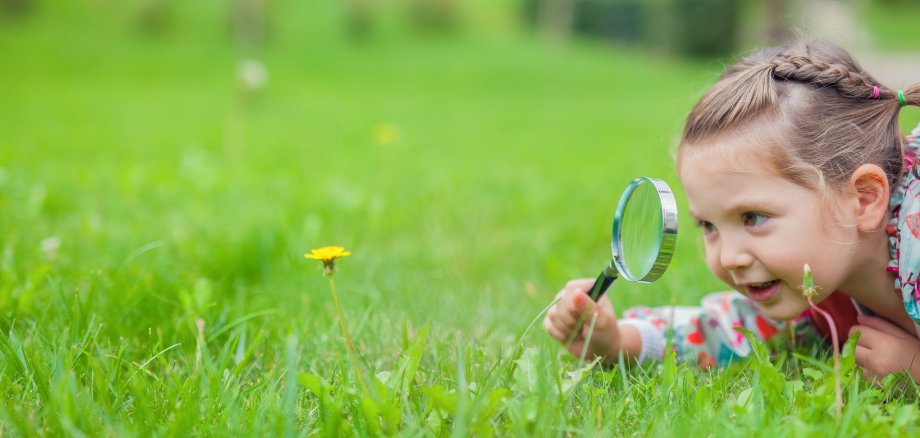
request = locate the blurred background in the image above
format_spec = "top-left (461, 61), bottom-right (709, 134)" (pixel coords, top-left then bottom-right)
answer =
top-left (1, 0), bottom-right (920, 347)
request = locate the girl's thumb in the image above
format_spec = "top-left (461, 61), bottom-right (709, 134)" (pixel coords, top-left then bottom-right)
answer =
top-left (572, 291), bottom-right (595, 313)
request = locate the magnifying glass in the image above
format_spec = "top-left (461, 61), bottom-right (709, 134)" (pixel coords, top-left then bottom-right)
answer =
top-left (586, 177), bottom-right (678, 301)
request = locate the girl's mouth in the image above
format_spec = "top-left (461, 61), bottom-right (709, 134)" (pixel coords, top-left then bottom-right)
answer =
top-left (745, 280), bottom-right (781, 302)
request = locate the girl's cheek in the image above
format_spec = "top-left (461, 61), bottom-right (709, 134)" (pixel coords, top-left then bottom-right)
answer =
top-left (709, 264), bottom-right (734, 288)
top-left (703, 246), bottom-right (725, 280)
top-left (703, 243), bottom-right (734, 288)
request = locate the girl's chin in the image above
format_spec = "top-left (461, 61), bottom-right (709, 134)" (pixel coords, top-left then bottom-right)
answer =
top-left (753, 293), bottom-right (809, 320)
top-left (743, 284), bottom-right (809, 321)
top-left (758, 302), bottom-right (809, 321)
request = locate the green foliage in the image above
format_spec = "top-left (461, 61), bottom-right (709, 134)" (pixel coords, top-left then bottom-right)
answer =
top-left (522, 0), bottom-right (741, 57)
top-left (860, 0), bottom-right (920, 51)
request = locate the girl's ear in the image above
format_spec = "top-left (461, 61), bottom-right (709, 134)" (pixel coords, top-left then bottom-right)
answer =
top-left (849, 164), bottom-right (890, 232)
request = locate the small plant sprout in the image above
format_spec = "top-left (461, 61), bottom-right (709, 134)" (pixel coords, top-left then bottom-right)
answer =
top-left (305, 246), bottom-right (367, 394)
top-left (801, 264), bottom-right (815, 296)
top-left (800, 263), bottom-right (843, 414)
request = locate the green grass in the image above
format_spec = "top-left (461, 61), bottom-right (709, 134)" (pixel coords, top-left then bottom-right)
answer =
top-left (2, 2), bottom-right (920, 435)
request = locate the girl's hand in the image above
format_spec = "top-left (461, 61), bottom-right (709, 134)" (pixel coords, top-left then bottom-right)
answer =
top-left (849, 315), bottom-right (920, 383)
top-left (542, 278), bottom-right (623, 364)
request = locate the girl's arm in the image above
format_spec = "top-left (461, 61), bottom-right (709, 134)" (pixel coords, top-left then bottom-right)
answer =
top-left (545, 281), bottom-right (819, 367)
top-left (620, 291), bottom-right (814, 367)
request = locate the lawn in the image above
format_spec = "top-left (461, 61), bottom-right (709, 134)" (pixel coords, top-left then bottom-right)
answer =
top-left (2, 2), bottom-right (919, 435)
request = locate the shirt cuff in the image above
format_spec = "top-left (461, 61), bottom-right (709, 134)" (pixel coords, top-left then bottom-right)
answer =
top-left (619, 319), bottom-right (665, 363)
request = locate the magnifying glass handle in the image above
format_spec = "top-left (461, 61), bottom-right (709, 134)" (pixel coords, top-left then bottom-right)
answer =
top-left (587, 262), bottom-right (619, 301)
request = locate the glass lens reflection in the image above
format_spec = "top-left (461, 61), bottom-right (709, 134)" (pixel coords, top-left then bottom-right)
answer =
top-left (619, 181), bottom-right (662, 279)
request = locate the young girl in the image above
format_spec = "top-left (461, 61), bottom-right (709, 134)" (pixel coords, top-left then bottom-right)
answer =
top-left (543, 40), bottom-right (920, 382)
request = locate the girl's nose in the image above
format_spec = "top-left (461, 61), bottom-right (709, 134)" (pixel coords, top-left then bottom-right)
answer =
top-left (719, 239), bottom-right (754, 271)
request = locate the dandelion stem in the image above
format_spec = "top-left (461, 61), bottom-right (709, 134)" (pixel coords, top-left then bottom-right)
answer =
top-left (800, 263), bottom-right (842, 414)
top-left (806, 296), bottom-right (843, 415)
top-left (328, 276), bottom-right (369, 395)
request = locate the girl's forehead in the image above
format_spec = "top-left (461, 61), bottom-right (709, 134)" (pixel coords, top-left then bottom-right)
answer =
top-left (677, 118), bottom-right (789, 177)
top-left (679, 153), bottom-right (800, 219)
top-left (677, 138), bottom-right (782, 178)
top-left (678, 142), bottom-right (834, 220)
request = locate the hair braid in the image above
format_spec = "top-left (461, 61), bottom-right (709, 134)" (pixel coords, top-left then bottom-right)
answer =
top-left (769, 53), bottom-right (876, 99)
top-left (768, 52), bottom-right (920, 106)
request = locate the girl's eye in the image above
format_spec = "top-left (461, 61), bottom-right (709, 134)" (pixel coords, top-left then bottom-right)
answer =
top-left (742, 212), bottom-right (768, 228)
top-left (697, 220), bottom-right (717, 235)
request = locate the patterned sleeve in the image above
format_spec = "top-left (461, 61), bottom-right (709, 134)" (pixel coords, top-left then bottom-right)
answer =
top-left (888, 124), bottom-right (920, 329)
top-left (620, 291), bottom-right (818, 367)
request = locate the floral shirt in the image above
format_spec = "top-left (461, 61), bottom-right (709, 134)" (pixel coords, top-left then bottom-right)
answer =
top-left (621, 125), bottom-right (920, 367)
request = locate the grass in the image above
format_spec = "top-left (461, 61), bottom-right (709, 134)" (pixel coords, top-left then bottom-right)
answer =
top-left (2, 2), bottom-right (920, 435)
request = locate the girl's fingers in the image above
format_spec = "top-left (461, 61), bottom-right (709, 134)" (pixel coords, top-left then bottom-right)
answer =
top-left (854, 344), bottom-right (871, 367)
top-left (567, 292), bottom-right (594, 319)
top-left (545, 278), bottom-right (605, 349)
top-left (557, 279), bottom-right (597, 311)
top-left (554, 293), bottom-right (595, 338)
top-left (547, 306), bottom-right (574, 331)
top-left (544, 318), bottom-right (567, 342)
top-left (555, 279), bottom-right (592, 304)
top-left (546, 307), bottom-right (581, 341)
top-left (581, 315), bottom-right (602, 338)
top-left (548, 320), bottom-right (581, 344)
top-left (862, 367), bottom-right (881, 384)
top-left (565, 278), bottom-right (596, 294)
top-left (551, 292), bottom-right (583, 320)
top-left (857, 315), bottom-right (914, 340)
top-left (543, 314), bottom-right (561, 338)
top-left (854, 344), bottom-right (884, 383)
top-left (544, 308), bottom-right (556, 329)
top-left (851, 324), bottom-right (884, 348)
top-left (555, 298), bottom-right (582, 329)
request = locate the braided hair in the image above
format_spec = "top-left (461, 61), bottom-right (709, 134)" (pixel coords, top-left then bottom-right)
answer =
top-left (679, 40), bottom-right (920, 200)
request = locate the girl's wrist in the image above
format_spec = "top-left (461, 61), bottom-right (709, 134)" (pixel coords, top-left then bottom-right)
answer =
top-left (618, 320), bottom-right (663, 363)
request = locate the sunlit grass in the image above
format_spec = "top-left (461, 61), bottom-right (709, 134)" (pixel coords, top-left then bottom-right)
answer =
top-left (1, 3), bottom-right (919, 434)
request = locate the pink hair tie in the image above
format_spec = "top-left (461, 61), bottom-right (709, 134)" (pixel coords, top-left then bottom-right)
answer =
top-left (871, 85), bottom-right (880, 99)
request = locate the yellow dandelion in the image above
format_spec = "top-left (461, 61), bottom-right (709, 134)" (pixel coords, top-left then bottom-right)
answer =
top-left (304, 244), bottom-right (367, 394)
top-left (305, 246), bottom-right (351, 276)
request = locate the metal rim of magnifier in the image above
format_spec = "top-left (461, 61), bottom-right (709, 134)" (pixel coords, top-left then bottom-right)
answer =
top-left (611, 177), bottom-right (678, 283)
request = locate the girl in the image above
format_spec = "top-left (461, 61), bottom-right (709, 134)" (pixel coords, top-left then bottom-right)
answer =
top-left (543, 40), bottom-right (920, 382)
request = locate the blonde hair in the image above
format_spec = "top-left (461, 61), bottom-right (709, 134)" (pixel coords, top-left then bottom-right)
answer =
top-left (678, 40), bottom-right (920, 201)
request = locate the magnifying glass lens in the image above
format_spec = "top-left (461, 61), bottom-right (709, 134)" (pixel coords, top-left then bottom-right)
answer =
top-left (587, 177), bottom-right (677, 301)
top-left (619, 180), bottom-right (663, 281)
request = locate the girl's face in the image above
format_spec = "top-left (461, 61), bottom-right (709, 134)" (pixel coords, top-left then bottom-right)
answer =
top-left (679, 144), bottom-right (859, 320)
